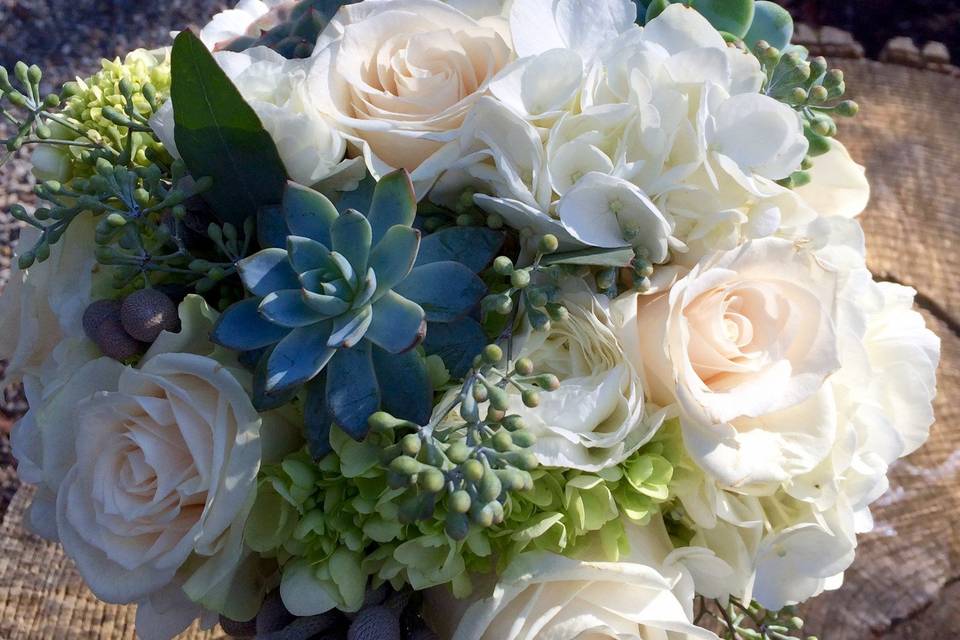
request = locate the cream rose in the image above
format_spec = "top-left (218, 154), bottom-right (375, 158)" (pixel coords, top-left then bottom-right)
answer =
top-left (439, 520), bottom-right (719, 640)
top-left (56, 350), bottom-right (261, 602)
top-left (308, 0), bottom-right (513, 192)
top-left (614, 238), bottom-right (842, 490)
top-left (509, 290), bottom-right (663, 471)
top-left (0, 214), bottom-right (99, 384)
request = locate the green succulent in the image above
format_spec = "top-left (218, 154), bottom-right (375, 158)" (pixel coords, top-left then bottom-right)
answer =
top-left (212, 170), bottom-right (501, 450)
top-left (638, 0), bottom-right (793, 49)
top-left (222, 0), bottom-right (358, 59)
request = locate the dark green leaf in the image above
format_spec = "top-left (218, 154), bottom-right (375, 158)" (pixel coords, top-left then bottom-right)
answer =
top-left (171, 29), bottom-right (288, 226)
top-left (414, 227), bottom-right (504, 273)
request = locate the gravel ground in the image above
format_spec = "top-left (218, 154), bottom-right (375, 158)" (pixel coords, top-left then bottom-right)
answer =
top-left (0, 0), bottom-right (227, 517)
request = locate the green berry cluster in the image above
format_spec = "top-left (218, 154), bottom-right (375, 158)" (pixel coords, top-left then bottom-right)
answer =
top-left (483, 234), bottom-right (569, 332)
top-left (373, 343), bottom-right (560, 541)
top-left (754, 41), bottom-right (859, 188)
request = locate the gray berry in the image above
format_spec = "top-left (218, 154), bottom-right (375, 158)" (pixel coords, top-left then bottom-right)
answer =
top-left (120, 289), bottom-right (179, 342)
top-left (348, 606), bottom-right (400, 640)
top-left (94, 316), bottom-right (144, 362)
top-left (82, 299), bottom-right (122, 342)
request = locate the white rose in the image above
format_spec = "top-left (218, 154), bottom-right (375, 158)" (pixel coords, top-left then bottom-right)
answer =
top-left (0, 214), bottom-right (99, 384)
top-left (509, 290), bottom-right (663, 471)
top-left (55, 351), bottom-right (260, 596)
top-left (613, 238), bottom-right (842, 490)
top-left (440, 521), bottom-right (719, 640)
top-left (151, 47), bottom-right (361, 189)
top-left (307, 0), bottom-right (513, 193)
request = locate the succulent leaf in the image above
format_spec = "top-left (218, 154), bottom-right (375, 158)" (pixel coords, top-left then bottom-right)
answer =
top-left (302, 289), bottom-right (353, 317)
top-left (238, 248), bottom-right (300, 297)
top-left (288, 235), bottom-right (334, 273)
top-left (369, 226), bottom-right (422, 298)
top-left (259, 290), bottom-right (327, 328)
top-left (212, 298), bottom-right (291, 351)
top-left (252, 347), bottom-right (300, 411)
top-left (367, 171), bottom-right (417, 243)
top-left (687, 0), bottom-right (756, 38)
top-left (744, 0), bottom-right (793, 49)
top-left (257, 204), bottom-right (288, 249)
top-left (266, 323), bottom-right (336, 392)
top-left (329, 305), bottom-right (374, 349)
top-left (396, 262), bottom-right (486, 323)
top-left (304, 378), bottom-right (334, 458)
top-left (327, 343), bottom-right (381, 438)
top-left (371, 348), bottom-right (433, 426)
top-left (366, 292), bottom-right (427, 354)
top-left (332, 210), bottom-right (373, 276)
top-left (414, 227), bottom-right (504, 273)
top-left (284, 181), bottom-right (339, 245)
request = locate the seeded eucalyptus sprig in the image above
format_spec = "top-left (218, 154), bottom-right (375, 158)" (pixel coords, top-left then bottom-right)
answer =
top-left (754, 42), bottom-right (859, 189)
top-left (369, 343), bottom-right (562, 540)
top-left (482, 234), bottom-right (570, 333)
top-left (696, 597), bottom-right (816, 640)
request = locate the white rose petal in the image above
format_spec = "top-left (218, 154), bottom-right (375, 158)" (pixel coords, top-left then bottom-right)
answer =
top-left (309, 0), bottom-right (512, 194)
top-left (509, 290), bottom-right (662, 471)
top-left (509, 0), bottom-right (637, 60)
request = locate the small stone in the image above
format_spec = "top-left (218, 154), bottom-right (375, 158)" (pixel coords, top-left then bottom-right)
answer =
top-left (348, 606), bottom-right (400, 640)
top-left (880, 37), bottom-right (923, 67)
top-left (82, 299), bottom-right (122, 342)
top-left (94, 316), bottom-right (145, 362)
top-left (922, 41), bottom-right (951, 65)
top-left (818, 26), bottom-right (865, 59)
top-left (792, 23), bottom-right (818, 47)
top-left (120, 289), bottom-right (179, 343)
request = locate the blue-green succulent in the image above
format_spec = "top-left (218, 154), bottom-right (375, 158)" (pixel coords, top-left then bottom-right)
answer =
top-left (212, 170), bottom-right (502, 451)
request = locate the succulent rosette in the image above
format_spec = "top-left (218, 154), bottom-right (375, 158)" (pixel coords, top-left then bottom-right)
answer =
top-left (0, 0), bottom-right (943, 639)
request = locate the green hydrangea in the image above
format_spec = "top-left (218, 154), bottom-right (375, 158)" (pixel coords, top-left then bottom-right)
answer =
top-left (245, 421), bottom-right (684, 605)
top-left (62, 49), bottom-right (171, 172)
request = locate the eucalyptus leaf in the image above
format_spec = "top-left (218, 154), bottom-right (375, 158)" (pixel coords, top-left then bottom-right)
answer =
top-left (541, 246), bottom-right (635, 267)
top-left (171, 30), bottom-right (288, 226)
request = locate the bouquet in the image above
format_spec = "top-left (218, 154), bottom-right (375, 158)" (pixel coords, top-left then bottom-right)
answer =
top-left (0, 0), bottom-right (941, 638)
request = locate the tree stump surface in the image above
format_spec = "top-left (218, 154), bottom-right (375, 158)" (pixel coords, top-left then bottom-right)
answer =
top-left (0, 55), bottom-right (957, 638)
